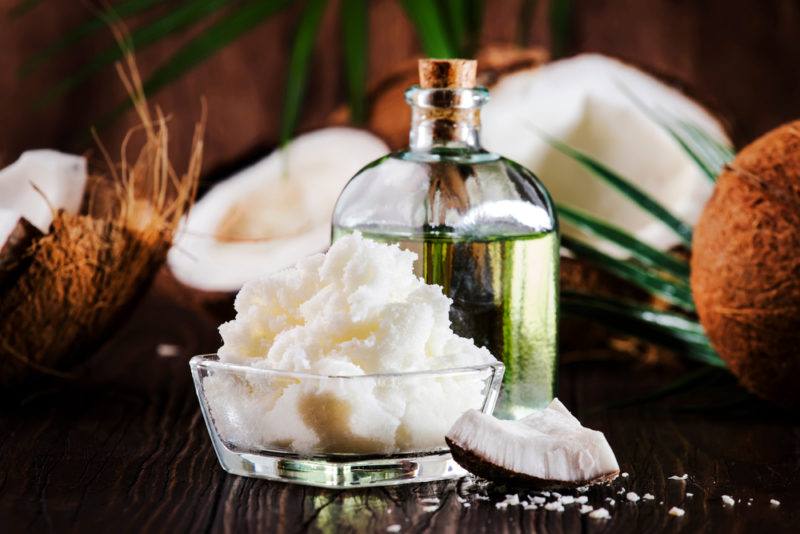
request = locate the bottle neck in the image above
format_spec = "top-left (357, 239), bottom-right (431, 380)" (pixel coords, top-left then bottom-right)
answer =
top-left (406, 86), bottom-right (488, 152)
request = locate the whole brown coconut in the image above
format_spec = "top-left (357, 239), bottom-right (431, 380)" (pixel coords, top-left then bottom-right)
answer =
top-left (691, 121), bottom-right (800, 407)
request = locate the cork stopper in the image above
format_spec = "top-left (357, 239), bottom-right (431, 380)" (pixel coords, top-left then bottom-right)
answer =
top-left (418, 59), bottom-right (477, 89)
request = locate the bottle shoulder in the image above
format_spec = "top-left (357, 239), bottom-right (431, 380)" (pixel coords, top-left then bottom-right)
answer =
top-left (334, 148), bottom-right (557, 238)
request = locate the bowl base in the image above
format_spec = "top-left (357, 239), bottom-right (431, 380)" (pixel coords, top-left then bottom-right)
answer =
top-left (212, 442), bottom-right (466, 488)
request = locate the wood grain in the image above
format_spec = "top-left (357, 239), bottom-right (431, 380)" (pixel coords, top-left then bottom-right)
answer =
top-left (0, 269), bottom-right (797, 533)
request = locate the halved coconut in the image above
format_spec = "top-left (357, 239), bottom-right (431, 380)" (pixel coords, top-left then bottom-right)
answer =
top-left (0, 150), bottom-right (86, 288)
top-left (481, 53), bottom-right (730, 254)
top-left (446, 398), bottom-right (619, 488)
top-left (167, 127), bottom-right (388, 292)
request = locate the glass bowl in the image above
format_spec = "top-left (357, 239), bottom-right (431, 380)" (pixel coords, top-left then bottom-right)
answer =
top-left (190, 354), bottom-right (504, 488)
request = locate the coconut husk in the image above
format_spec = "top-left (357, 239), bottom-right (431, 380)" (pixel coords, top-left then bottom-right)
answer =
top-left (691, 121), bottom-right (800, 407)
top-left (328, 45), bottom-right (549, 149)
top-left (0, 43), bottom-right (203, 385)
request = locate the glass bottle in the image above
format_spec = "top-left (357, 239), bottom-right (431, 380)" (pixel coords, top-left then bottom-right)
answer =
top-left (332, 59), bottom-right (559, 419)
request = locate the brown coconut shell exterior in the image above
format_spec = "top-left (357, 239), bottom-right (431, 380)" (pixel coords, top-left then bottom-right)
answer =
top-left (446, 437), bottom-right (619, 489)
top-left (0, 212), bottom-right (169, 383)
top-left (691, 121), bottom-right (800, 407)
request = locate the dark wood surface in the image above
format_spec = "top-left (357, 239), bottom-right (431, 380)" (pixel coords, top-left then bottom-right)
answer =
top-left (1, 270), bottom-right (798, 533)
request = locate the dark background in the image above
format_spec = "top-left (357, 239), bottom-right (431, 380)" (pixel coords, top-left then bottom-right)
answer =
top-left (1, 0), bottom-right (799, 179)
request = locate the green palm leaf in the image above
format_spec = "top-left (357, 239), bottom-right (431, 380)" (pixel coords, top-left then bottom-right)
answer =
top-left (557, 204), bottom-right (690, 280)
top-left (400, 0), bottom-right (455, 58)
top-left (618, 83), bottom-right (735, 181)
top-left (549, 0), bottom-right (571, 58)
top-left (9, 0), bottom-right (42, 17)
top-left (533, 127), bottom-right (694, 245)
top-left (19, 0), bottom-right (162, 77)
top-left (280, 0), bottom-right (329, 144)
top-left (33, 0), bottom-right (230, 109)
top-left (341, 0), bottom-right (368, 124)
top-left (560, 291), bottom-right (722, 367)
top-left (562, 236), bottom-right (695, 311)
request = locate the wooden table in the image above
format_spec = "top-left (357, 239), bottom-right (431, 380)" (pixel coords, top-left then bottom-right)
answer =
top-left (1, 271), bottom-right (797, 533)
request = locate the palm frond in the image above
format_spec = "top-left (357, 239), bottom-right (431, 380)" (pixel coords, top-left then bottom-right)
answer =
top-left (33, 0), bottom-right (230, 109)
top-left (19, 0), bottom-right (162, 77)
top-left (618, 82), bottom-right (735, 181)
top-left (280, 0), bottom-right (329, 144)
top-left (341, 0), bottom-right (368, 124)
top-left (562, 237), bottom-right (695, 311)
top-left (9, 0), bottom-right (42, 17)
top-left (532, 126), bottom-right (694, 245)
top-left (557, 203), bottom-right (690, 280)
top-left (549, 0), bottom-right (571, 58)
top-left (560, 291), bottom-right (722, 367)
top-left (400, 0), bottom-right (455, 58)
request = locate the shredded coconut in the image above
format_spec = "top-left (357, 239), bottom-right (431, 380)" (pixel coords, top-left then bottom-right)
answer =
top-left (668, 507), bottom-right (685, 517)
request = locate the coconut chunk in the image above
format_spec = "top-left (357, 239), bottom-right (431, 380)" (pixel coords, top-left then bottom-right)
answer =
top-left (445, 398), bottom-right (619, 488)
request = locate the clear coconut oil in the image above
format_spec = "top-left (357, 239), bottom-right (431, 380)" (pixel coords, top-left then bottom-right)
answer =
top-left (332, 60), bottom-right (559, 418)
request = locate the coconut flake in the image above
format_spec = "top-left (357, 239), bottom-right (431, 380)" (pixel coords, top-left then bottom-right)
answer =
top-left (642, 493), bottom-right (655, 501)
top-left (770, 499), bottom-right (780, 507)
top-left (419, 497), bottom-right (440, 505)
top-left (559, 495), bottom-right (575, 505)
top-left (669, 474), bottom-right (688, 481)
top-left (422, 505), bottom-right (438, 513)
top-left (686, 493), bottom-right (693, 498)
top-left (668, 507), bottom-right (685, 517)
top-left (626, 492), bottom-right (640, 502)
top-left (589, 507), bottom-right (611, 520)
top-left (721, 495), bottom-right (735, 506)
top-left (580, 504), bottom-right (594, 514)
top-left (544, 502), bottom-right (565, 512)
top-left (576, 496), bottom-right (589, 504)
top-left (386, 525), bottom-right (401, 533)
top-left (621, 472), bottom-right (629, 478)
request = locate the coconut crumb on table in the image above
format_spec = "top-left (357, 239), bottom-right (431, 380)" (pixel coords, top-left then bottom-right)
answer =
top-left (621, 472), bottom-right (629, 478)
top-left (576, 496), bottom-right (589, 504)
top-left (559, 495), bottom-right (575, 505)
top-left (668, 507), bottom-right (686, 517)
top-left (686, 492), bottom-right (694, 498)
top-left (722, 495), bottom-right (735, 506)
top-left (544, 502), bottom-right (564, 512)
top-left (589, 507), bottom-right (611, 520)
top-left (580, 504), bottom-right (594, 514)
top-left (770, 499), bottom-right (781, 507)
top-left (642, 493), bottom-right (655, 501)
top-left (386, 525), bottom-right (401, 533)
top-left (626, 492), bottom-right (640, 502)
top-left (669, 474), bottom-right (688, 481)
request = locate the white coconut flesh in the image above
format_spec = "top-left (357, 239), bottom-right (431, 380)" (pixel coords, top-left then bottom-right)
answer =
top-left (0, 150), bottom-right (87, 234)
top-left (167, 127), bottom-right (388, 292)
top-left (445, 398), bottom-right (620, 488)
top-left (481, 54), bottom-right (730, 255)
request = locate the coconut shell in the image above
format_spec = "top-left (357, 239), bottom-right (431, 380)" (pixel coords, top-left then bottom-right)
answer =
top-left (328, 45), bottom-right (548, 149)
top-left (691, 121), bottom-right (800, 407)
top-left (0, 211), bottom-right (168, 384)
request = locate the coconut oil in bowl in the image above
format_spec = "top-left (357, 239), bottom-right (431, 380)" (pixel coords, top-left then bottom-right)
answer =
top-left (332, 60), bottom-right (559, 419)
top-left (191, 354), bottom-right (504, 488)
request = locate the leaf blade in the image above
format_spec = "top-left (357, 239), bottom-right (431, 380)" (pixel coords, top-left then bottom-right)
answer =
top-left (531, 126), bottom-right (694, 245)
top-left (19, 0), bottom-right (163, 77)
top-left (560, 291), bottom-right (723, 367)
top-left (279, 0), bottom-right (329, 144)
top-left (562, 236), bottom-right (695, 311)
top-left (340, 0), bottom-right (368, 124)
top-left (400, 0), bottom-right (455, 58)
top-left (33, 0), bottom-right (230, 109)
top-left (557, 203), bottom-right (690, 280)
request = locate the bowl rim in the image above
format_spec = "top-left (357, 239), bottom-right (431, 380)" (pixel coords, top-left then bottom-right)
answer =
top-left (189, 353), bottom-right (504, 380)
